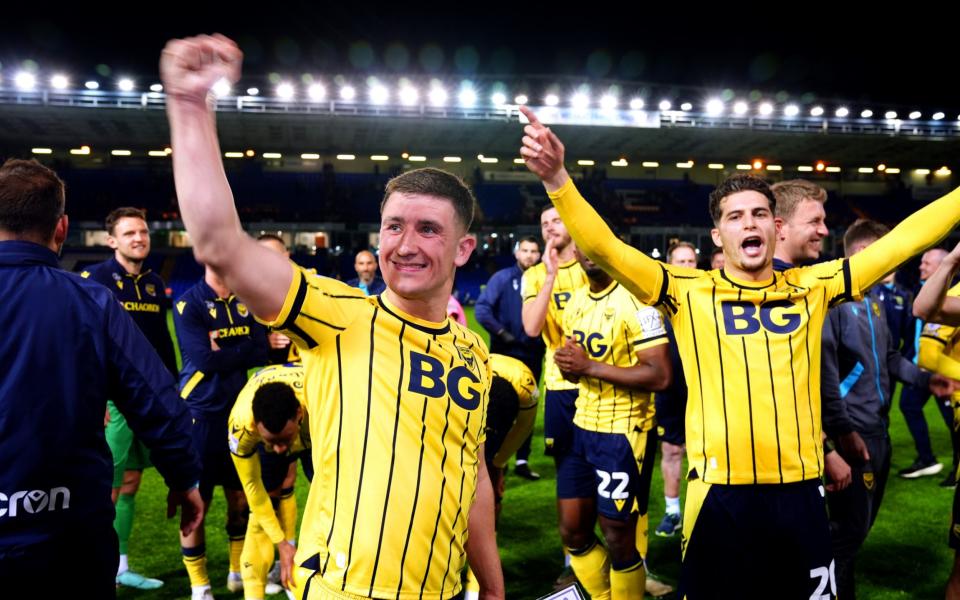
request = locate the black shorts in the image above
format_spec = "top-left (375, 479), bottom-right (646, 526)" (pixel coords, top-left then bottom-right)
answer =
top-left (654, 390), bottom-right (686, 446)
top-left (950, 468), bottom-right (960, 550)
top-left (544, 389), bottom-right (578, 458)
top-left (192, 410), bottom-right (242, 500)
top-left (681, 478), bottom-right (835, 599)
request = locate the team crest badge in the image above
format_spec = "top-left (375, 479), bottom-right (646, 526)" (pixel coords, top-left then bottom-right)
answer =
top-left (603, 307), bottom-right (615, 320)
top-left (145, 283), bottom-right (156, 297)
top-left (896, 296), bottom-right (904, 306)
top-left (455, 344), bottom-right (477, 373)
top-left (237, 303), bottom-right (249, 317)
top-left (205, 301), bottom-right (217, 320)
top-left (176, 300), bottom-right (187, 315)
top-left (863, 472), bottom-right (875, 490)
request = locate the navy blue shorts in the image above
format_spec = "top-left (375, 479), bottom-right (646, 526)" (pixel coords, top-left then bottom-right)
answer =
top-left (654, 390), bottom-right (686, 446)
top-left (544, 388), bottom-right (578, 457)
top-left (258, 448), bottom-right (313, 491)
top-left (192, 410), bottom-right (241, 499)
top-left (682, 478), bottom-right (835, 599)
top-left (556, 425), bottom-right (657, 521)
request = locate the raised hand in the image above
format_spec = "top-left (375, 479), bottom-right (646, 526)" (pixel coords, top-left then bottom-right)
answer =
top-left (160, 34), bottom-right (242, 104)
top-left (518, 106), bottom-right (569, 191)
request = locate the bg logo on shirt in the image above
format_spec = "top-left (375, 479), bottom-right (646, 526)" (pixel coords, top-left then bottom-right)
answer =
top-left (721, 300), bottom-right (801, 336)
top-left (408, 351), bottom-right (483, 410)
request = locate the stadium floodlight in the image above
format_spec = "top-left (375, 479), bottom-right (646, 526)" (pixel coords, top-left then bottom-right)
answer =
top-left (212, 78), bottom-right (231, 97)
top-left (150, 83), bottom-right (163, 92)
top-left (399, 86), bottom-right (419, 106)
top-left (70, 146), bottom-right (91, 155)
top-left (111, 150), bottom-right (132, 156)
top-left (909, 110), bottom-right (922, 120)
top-left (884, 110), bottom-right (897, 120)
top-left (458, 87), bottom-right (477, 107)
top-left (428, 86), bottom-right (447, 106)
top-left (877, 164), bottom-right (886, 171)
top-left (736, 164), bottom-right (752, 170)
top-left (825, 166), bottom-right (841, 173)
top-left (14, 71), bottom-right (36, 91)
top-left (783, 104), bottom-right (799, 117)
top-left (886, 167), bottom-right (901, 174)
top-left (680, 102), bottom-right (693, 111)
top-left (31, 148), bottom-right (52, 155)
top-left (262, 153), bottom-right (283, 159)
top-left (758, 102), bottom-right (774, 116)
top-left (816, 161), bottom-right (826, 171)
top-left (118, 78), bottom-right (134, 92)
top-left (479, 156), bottom-right (499, 164)
top-left (767, 165), bottom-right (782, 171)
top-left (752, 160), bottom-right (763, 169)
top-left (577, 159), bottom-right (595, 166)
top-left (301, 153), bottom-right (320, 160)
top-left (513, 158), bottom-right (525, 164)
top-left (308, 83), bottom-right (325, 101)
top-left (861, 109), bottom-right (873, 118)
top-left (733, 101), bottom-right (748, 115)
top-left (858, 167), bottom-right (874, 174)
top-left (491, 92), bottom-right (507, 106)
top-left (810, 106), bottom-right (824, 117)
top-left (341, 85), bottom-right (358, 101)
top-left (933, 112), bottom-right (945, 121)
top-left (835, 107), bottom-right (849, 118)
top-left (224, 152), bottom-right (244, 158)
top-left (611, 159), bottom-right (628, 167)
top-left (514, 94), bottom-right (528, 105)
top-left (443, 156), bottom-right (462, 163)
top-left (84, 80), bottom-right (99, 90)
top-left (677, 161), bottom-right (694, 169)
top-left (246, 87), bottom-right (260, 96)
top-left (544, 94), bottom-right (559, 106)
top-left (642, 161), bottom-right (660, 168)
top-left (50, 74), bottom-right (68, 90)
top-left (708, 163), bottom-right (724, 169)
top-left (797, 166), bottom-right (814, 172)
top-left (658, 100), bottom-right (671, 111)
top-left (629, 98), bottom-right (644, 110)
top-left (937, 167), bottom-right (952, 176)
top-left (276, 82), bottom-right (295, 99)
top-left (599, 94), bottom-right (617, 110)
top-left (336, 154), bottom-right (356, 160)
top-left (570, 92), bottom-right (590, 110)
top-left (370, 83), bottom-right (390, 104)
top-left (408, 155), bottom-right (427, 162)
top-left (370, 155), bottom-right (389, 161)
top-left (705, 99), bottom-right (724, 116)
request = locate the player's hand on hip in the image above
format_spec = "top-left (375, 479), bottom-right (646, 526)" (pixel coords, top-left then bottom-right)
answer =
top-left (837, 430), bottom-right (870, 464)
top-left (824, 450), bottom-right (851, 492)
top-left (160, 34), bottom-right (242, 104)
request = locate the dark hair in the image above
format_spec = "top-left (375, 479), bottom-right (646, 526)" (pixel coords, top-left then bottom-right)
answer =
top-left (488, 375), bottom-right (520, 417)
top-left (517, 235), bottom-right (540, 248)
top-left (770, 179), bottom-right (827, 220)
top-left (711, 247), bottom-right (724, 258)
top-left (0, 159), bottom-right (65, 239)
top-left (843, 219), bottom-right (889, 257)
top-left (708, 174), bottom-right (776, 225)
top-left (105, 207), bottom-right (147, 235)
top-left (381, 167), bottom-right (476, 231)
top-left (256, 233), bottom-right (286, 247)
top-left (251, 382), bottom-right (300, 434)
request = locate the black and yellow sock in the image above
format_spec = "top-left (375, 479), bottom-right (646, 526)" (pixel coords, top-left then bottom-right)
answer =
top-left (181, 543), bottom-right (209, 587)
top-left (610, 555), bottom-right (645, 600)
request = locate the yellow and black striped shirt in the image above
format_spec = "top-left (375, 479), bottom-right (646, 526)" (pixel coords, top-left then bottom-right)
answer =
top-left (521, 258), bottom-right (588, 391)
top-left (268, 266), bottom-right (490, 599)
top-left (228, 363), bottom-right (310, 545)
top-left (561, 281), bottom-right (668, 434)
top-left (548, 177), bottom-right (960, 485)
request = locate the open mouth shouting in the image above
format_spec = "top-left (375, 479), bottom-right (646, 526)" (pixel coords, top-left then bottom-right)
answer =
top-left (741, 235), bottom-right (764, 258)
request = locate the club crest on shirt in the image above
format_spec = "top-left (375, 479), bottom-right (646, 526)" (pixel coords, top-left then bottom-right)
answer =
top-left (206, 301), bottom-right (217, 320)
top-left (455, 344), bottom-right (476, 369)
top-left (176, 300), bottom-right (187, 315)
top-left (145, 283), bottom-right (156, 297)
top-left (237, 303), bottom-right (249, 318)
top-left (603, 307), bottom-right (615, 320)
top-left (863, 472), bottom-right (875, 490)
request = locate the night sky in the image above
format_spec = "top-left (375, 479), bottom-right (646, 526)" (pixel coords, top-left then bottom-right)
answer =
top-left (0, 6), bottom-right (952, 112)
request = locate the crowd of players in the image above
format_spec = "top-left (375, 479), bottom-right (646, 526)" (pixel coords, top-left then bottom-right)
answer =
top-left (5, 33), bottom-right (960, 600)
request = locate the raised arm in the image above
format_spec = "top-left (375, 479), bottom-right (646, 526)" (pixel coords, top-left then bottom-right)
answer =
top-left (914, 241), bottom-right (960, 325)
top-left (519, 106), bottom-right (665, 304)
top-left (849, 187), bottom-right (960, 299)
top-left (161, 34), bottom-right (291, 321)
top-left (521, 237), bottom-right (557, 337)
